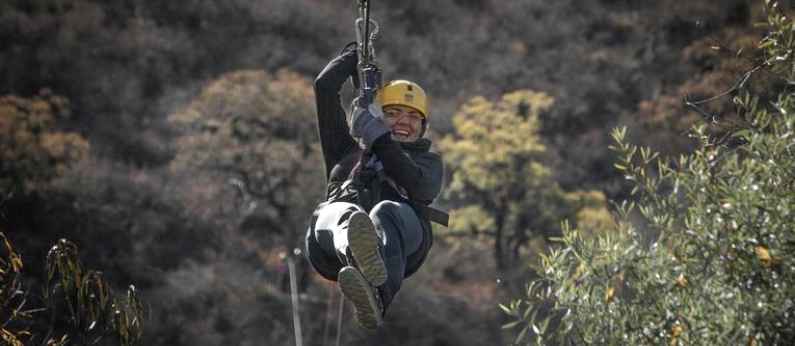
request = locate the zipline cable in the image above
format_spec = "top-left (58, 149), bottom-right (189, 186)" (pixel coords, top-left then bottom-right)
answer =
top-left (355, 0), bottom-right (381, 107)
top-left (295, 4), bottom-right (382, 345)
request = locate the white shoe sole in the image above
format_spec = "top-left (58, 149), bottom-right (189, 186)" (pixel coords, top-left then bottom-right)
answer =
top-left (338, 266), bottom-right (383, 330)
top-left (347, 211), bottom-right (387, 286)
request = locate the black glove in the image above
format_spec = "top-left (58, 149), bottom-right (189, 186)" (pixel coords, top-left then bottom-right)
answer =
top-left (340, 42), bottom-right (361, 90)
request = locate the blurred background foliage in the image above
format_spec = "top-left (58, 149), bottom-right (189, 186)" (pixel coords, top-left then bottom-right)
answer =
top-left (168, 69), bottom-right (323, 255)
top-left (0, 0), bottom-right (789, 345)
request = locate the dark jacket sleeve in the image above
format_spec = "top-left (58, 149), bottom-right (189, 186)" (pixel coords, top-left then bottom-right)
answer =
top-left (314, 49), bottom-right (359, 179)
top-left (371, 135), bottom-right (444, 204)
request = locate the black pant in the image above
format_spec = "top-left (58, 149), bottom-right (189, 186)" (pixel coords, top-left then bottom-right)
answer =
top-left (308, 200), bottom-right (423, 309)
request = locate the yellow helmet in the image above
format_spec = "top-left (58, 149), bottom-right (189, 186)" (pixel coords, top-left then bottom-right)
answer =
top-left (377, 80), bottom-right (429, 119)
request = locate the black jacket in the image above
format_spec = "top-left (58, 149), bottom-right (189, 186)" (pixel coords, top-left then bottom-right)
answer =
top-left (306, 47), bottom-right (444, 281)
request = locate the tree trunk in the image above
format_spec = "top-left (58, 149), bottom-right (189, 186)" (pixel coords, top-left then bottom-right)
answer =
top-left (494, 209), bottom-right (506, 271)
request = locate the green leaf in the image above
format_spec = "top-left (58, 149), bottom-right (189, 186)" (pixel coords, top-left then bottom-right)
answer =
top-left (499, 303), bottom-right (515, 316)
top-left (502, 320), bottom-right (522, 330)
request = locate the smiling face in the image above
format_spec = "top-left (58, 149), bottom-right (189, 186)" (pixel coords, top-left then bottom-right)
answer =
top-left (382, 105), bottom-right (425, 142)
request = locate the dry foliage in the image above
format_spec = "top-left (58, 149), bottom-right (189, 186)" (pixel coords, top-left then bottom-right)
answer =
top-left (1, 233), bottom-right (144, 346)
top-left (0, 90), bottom-right (88, 194)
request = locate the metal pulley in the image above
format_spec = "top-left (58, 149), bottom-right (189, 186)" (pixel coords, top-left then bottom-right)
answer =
top-left (355, 0), bottom-right (381, 107)
top-left (355, 0), bottom-right (379, 65)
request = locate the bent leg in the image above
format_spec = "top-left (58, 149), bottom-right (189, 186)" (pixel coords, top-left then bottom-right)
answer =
top-left (369, 201), bottom-right (424, 309)
top-left (305, 202), bottom-right (364, 280)
top-left (314, 202), bottom-right (364, 254)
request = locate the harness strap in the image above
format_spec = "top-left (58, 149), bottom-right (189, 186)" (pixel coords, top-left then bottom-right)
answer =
top-left (348, 152), bottom-right (449, 226)
top-left (413, 203), bottom-right (450, 227)
top-left (378, 168), bottom-right (449, 227)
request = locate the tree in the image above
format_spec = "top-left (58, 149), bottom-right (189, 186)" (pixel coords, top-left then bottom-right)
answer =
top-left (170, 71), bottom-right (324, 233)
top-left (0, 90), bottom-right (89, 196)
top-left (504, 3), bottom-right (795, 344)
top-left (169, 69), bottom-right (324, 248)
top-left (1, 232), bottom-right (144, 346)
top-left (440, 90), bottom-right (613, 273)
top-left (627, 8), bottom-right (768, 157)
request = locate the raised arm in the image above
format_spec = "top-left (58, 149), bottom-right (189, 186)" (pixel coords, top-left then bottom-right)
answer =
top-left (314, 46), bottom-right (359, 179)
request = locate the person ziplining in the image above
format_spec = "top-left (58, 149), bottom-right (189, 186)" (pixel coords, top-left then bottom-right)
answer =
top-left (304, 0), bottom-right (448, 330)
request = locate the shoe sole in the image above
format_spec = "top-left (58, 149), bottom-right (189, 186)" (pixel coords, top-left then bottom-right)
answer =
top-left (347, 211), bottom-right (387, 286)
top-left (338, 266), bottom-right (383, 330)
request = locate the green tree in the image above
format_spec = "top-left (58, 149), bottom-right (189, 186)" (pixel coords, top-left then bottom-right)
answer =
top-left (440, 91), bottom-right (613, 273)
top-left (504, 3), bottom-right (795, 344)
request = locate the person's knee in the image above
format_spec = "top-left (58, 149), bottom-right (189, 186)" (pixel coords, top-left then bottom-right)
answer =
top-left (370, 201), bottom-right (402, 220)
top-left (314, 228), bottom-right (335, 251)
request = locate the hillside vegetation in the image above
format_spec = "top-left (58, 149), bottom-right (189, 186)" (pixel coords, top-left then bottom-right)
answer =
top-left (1, 0), bottom-right (788, 345)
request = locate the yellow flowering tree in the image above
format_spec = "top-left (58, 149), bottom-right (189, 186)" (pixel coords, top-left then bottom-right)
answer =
top-left (441, 90), bottom-right (612, 272)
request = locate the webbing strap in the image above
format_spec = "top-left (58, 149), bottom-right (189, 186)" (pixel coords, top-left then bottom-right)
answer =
top-left (413, 202), bottom-right (450, 227)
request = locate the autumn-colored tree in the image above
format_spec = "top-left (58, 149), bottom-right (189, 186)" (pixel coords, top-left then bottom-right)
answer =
top-left (504, 3), bottom-right (795, 343)
top-left (0, 90), bottom-right (89, 196)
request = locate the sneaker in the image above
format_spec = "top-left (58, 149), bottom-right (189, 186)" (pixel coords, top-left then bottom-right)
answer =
top-left (338, 266), bottom-right (383, 330)
top-left (346, 211), bottom-right (387, 286)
